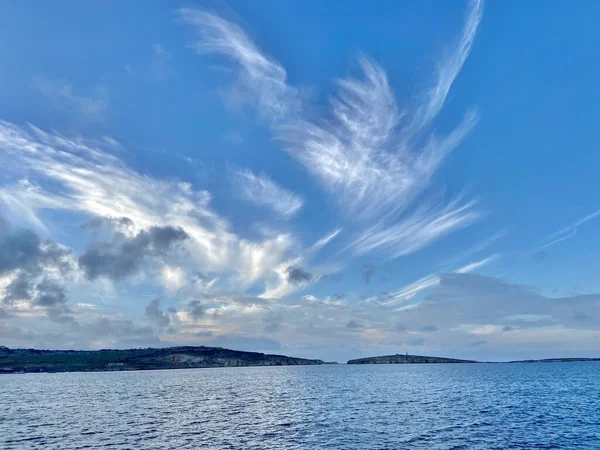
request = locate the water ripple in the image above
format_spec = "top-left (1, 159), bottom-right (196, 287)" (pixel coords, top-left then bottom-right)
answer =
top-left (1, 363), bottom-right (599, 449)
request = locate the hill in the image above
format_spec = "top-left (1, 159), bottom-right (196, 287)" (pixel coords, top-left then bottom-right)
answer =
top-left (509, 357), bottom-right (600, 363)
top-left (0, 345), bottom-right (326, 374)
top-left (347, 354), bottom-right (477, 364)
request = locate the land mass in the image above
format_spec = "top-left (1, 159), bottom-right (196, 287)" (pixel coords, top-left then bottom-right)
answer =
top-left (347, 354), bottom-right (600, 364)
top-left (0, 345), bottom-right (327, 374)
top-left (509, 357), bottom-right (600, 363)
top-left (347, 354), bottom-right (476, 364)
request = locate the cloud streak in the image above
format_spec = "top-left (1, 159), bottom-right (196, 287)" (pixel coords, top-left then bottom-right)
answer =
top-left (532, 208), bottom-right (600, 253)
top-left (379, 253), bottom-right (498, 306)
top-left (234, 168), bottom-right (303, 218)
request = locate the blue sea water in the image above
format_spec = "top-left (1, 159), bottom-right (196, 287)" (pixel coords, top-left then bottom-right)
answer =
top-left (1, 362), bottom-right (599, 449)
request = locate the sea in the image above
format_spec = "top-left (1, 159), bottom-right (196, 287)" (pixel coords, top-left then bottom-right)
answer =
top-left (1, 362), bottom-right (599, 449)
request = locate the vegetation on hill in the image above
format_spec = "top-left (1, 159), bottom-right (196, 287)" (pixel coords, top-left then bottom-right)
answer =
top-left (0, 346), bottom-right (325, 373)
top-left (347, 354), bottom-right (476, 364)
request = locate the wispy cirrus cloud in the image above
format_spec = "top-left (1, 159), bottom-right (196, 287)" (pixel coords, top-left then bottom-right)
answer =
top-left (32, 76), bottom-right (108, 121)
top-left (233, 168), bottom-right (303, 218)
top-left (178, 9), bottom-right (299, 121)
top-left (378, 253), bottom-right (498, 306)
top-left (532, 207), bottom-right (600, 253)
top-left (179, 0), bottom-right (484, 260)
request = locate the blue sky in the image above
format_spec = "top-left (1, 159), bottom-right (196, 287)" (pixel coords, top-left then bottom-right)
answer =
top-left (1, 0), bottom-right (600, 361)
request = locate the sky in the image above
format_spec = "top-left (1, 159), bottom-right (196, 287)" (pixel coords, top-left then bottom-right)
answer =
top-left (1, 0), bottom-right (600, 362)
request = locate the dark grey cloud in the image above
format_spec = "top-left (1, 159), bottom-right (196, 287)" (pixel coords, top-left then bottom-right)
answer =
top-left (3, 274), bottom-right (34, 304)
top-left (346, 319), bottom-right (362, 330)
top-left (196, 272), bottom-right (210, 283)
top-left (145, 299), bottom-right (171, 327)
top-left (285, 265), bottom-right (313, 284)
top-left (0, 220), bottom-right (75, 323)
top-left (420, 325), bottom-right (438, 332)
top-left (34, 279), bottom-right (74, 324)
top-left (187, 299), bottom-right (206, 320)
top-left (361, 265), bottom-right (375, 284)
top-left (79, 222), bottom-right (188, 281)
top-left (0, 221), bottom-right (72, 277)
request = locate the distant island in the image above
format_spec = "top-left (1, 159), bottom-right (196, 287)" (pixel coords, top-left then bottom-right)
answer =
top-left (347, 354), bottom-right (476, 364)
top-left (509, 357), bottom-right (600, 363)
top-left (347, 353), bottom-right (600, 364)
top-left (0, 346), bottom-right (327, 374)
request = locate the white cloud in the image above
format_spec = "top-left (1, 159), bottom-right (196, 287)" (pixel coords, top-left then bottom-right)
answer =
top-left (178, 9), bottom-right (299, 121)
top-left (532, 207), bottom-right (600, 253)
top-left (233, 168), bottom-right (303, 218)
top-left (160, 266), bottom-right (186, 290)
top-left (455, 253), bottom-right (498, 273)
top-left (179, 1), bottom-right (483, 260)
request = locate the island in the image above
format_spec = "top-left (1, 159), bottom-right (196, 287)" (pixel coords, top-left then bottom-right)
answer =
top-left (0, 345), bottom-right (327, 374)
top-left (509, 357), bottom-right (600, 363)
top-left (347, 353), bottom-right (477, 364)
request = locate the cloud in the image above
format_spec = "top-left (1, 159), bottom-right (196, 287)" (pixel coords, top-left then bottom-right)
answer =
top-left (455, 254), bottom-right (498, 273)
top-left (417, 273), bottom-right (600, 335)
top-left (144, 299), bottom-right (171, 327)
top-left (361, 265), bottom-right (375, 284)
top-left (0, 121), bottom-right (299, 290)
top-left (347, 196), bottom-right (481, 259)
top-left (187, 298), bottom-right (206, 320)
top-left (32, 76), bottom-right (108, 121)
top-left (180, 2), bottom-right (483, 260)
top-left (262, 310), bottom-right (281, 333)
top-left (377, 253), bottom-right (497, 306)
top-left (409, 0), bottom-right (483, 133)
top-left (346, 319), bottom-right (362, 330)
top-left (311, 229), bottom-right (342, 253)
top-left (83, 317), bottom-right (162, 349)
top-left (285, 265), bottom-right (313, 284)
top-left (233, 168), bottom-right (303, 218)
top-left (0, 219), bottom-right (75, 323)
top-left (178, 9), bottom-right (299, 121)
top-left (533, 207), bottom-right (600, 253)
top-left (79, 221), bottom-right (189, 281)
